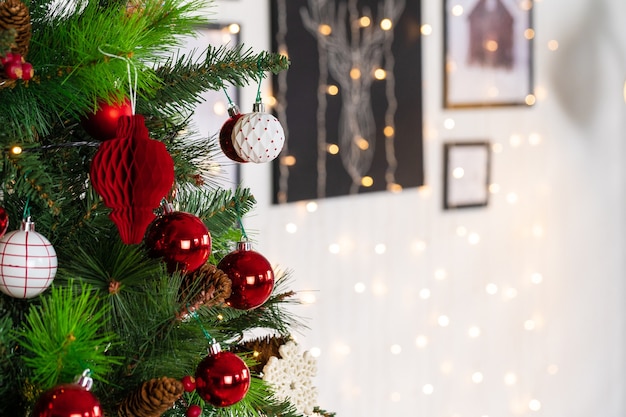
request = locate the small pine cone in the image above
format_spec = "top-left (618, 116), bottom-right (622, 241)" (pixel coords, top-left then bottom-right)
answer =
top-left (118, 377), bottom-right (184, 417)
top-left (232, 335), bottom-right (290, 374)
top-left (179, 264), bottom-right (232, 315)
top-left (0, 0), bottom-right (31, 57)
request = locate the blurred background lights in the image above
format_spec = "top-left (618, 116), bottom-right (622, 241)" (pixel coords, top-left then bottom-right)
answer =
top-left (371, 281), bottom-right (388, 296)
top-left (531, 272), bottom-right (544, 284)
top-left (361, 176), bottom-right (374, 187)
top-left (318, 24), bottom-right (332, 35)
top-left (374, 243), bottom-right (386, 254)
top-left (419, 288), bottom-right (431, 299)
top-left (434, 268), bottom-right (447, 280)
top-left (328, 243), bottom-right (341, 254)
top-left (468, 326), bottom-right (481, 338)
top-left (415, 335), bottom-right (428, 348)
top-left (359, 16), bottom-right (371, 27)
top-left (506, 192), bottom-right (519, 204)
top-left (468, 232), bottom-right (481, 245)
top-left (440, 361), bottom-right (454, 374)
top-left (228, 23), bottom-right (240, 34)
top-left (306, 201), bottom-right (318, 212)
top-left (471, 371), bottom-right (484, 384)
top-left (529, 399), bottom-right (542, 411)
top-left (374, 68), bottom-right (387, 80)
top-left (285, 223), bottom-right (297, 234)
top-left (390, 344), bottom-right (402, 355)
top-left (504, 372), bottom-right (517, 385)
top-left (354, 282), bottom-right (366, 293)
top-left (282, 155), bottom-right (297, 166)
top-left (456, 226), bottom-right (468, 237)
top-left (528, 132), bottom-right (542, 145)
top-left (412, 240), bottom-right (427, 252)
top-left (327, 143), bottom-right (340, 154)
top-left (422, 384), bottom-right (434, 395)
top-left (213, 100), bottom-right (227, 116)
top-left (485, 283), bottom-right (498, 295)
top-left (451, 5), bottom-right (464, 16)
top-left (509, 134), bottom-right (522, 147)
top-left (452, 167), bottom-right (465, 179)
top-left (420, 24), bottom-right (432, 36)
top-left (492, 142), bottom-right (503, 153)
top-left (532, 223), bottom-right (544, 238)
top-left (489, 183), bottom-right (501, 193)
top-left (390, 392), bottom-right (401, 402)
top-left (350, 67), bottom-right (361, 79)
top-left (380, 18), bottom-right (393, 30)
top-left (504, 287), bottom-right (518, 299)
top-left (524, 319), bottom-right (536, 330)
top-left (299, 291), bottom-right (317, 304)
top-left (309, 347), bottom-right (321, 358)
top-left (444, 118), bottom-right (456, 129)
top-left (326, 84), bottom-right (339, 95)
top-left (334, 343), bottom-right (351, 356)
top-left (438, 315), bottom-right (450, 327)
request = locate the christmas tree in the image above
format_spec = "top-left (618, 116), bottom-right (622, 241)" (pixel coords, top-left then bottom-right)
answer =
top-left (0, 0), bottom-right (330, 416)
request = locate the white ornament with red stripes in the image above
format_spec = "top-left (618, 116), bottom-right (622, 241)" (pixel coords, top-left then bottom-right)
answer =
top-left (0, 217), bottom-right (57, 298)
top-left (231, 102), bottom-right (285, 163)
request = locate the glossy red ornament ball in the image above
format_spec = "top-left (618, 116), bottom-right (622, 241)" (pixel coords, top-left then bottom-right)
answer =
top-left (0, 206), bottom-right (8, 239)
top-left (144, 209), bottom-right (211, 274)
top-left (181, 375), bottom-right (196, 392)
top-left (218, 241), bottom-right (274, 310)
top-left (186, 404), bottom-right (202, 417)
top-left (82, 97), bottom-right (133, 140)
top-left (195, 343), bottom-right (250, 407)
top-left (31, 383), bottom-right (102, 417)
top-left (219, 104), bottom-right (246, 163)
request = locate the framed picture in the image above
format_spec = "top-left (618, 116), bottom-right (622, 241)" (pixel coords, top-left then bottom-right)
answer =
top-left (270, 0), bottom-right (424, 204)
top-left (443, 0), bottom-right (534, 108)
top-left (443, 141), bottom-right (491, 209)
top-left (181, 23), bottom-right (242, 190)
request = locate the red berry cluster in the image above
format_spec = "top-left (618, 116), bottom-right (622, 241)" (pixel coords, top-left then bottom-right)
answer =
top-left (1, 52), bottom-right (33, 80)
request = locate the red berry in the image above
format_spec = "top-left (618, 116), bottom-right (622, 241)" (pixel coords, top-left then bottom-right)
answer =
top-left (0, 52), bottom-right (20, 66)
top-left (21, 62), bottom-right (33, 80)
top-left (181, 375), bottom-right (196, 392)
top-left (4, 61), bottom-right (22, 79)
top-left (186, 404), bottom-right (202, 417)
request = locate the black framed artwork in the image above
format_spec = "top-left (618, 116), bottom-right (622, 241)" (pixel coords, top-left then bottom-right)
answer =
top-left (270, 0), bottom-right (424, 204)
top-left (443, 0), bottom-right (534, 108)
top-left (443, 141), bottom-right (491, 209)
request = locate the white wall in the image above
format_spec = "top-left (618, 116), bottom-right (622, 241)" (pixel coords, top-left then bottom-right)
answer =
top-left (213, 0), bottom-right (626, 416)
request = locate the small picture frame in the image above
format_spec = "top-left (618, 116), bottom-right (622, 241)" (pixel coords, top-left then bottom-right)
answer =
top-left (443, 0), bottom-right (534, 108)
top-left (443, 141), bottom-right (491, 209)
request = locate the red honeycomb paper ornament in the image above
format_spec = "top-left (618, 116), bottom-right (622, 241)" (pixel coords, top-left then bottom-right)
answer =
top-left (90, 115), bottom-right (174, 244)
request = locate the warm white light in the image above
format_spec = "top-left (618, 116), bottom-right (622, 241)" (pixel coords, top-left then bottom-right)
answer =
top-left (228, 23), bottom-right (240, 34)
top-left (468, 232), bottom-right (481, 245)
top-left (300, 292), bottom-right (317, 304)
top-left (526, 94), bottom-right (537, 106)
top-left (327, 143), bottom-right (340, 154)
top-left (390, 344), bottom-right (402, 355)
top-left (412, 240), bottom-right (427, 252)
top-left (531, 272), bottom-right (543, 284)
top-left (485, 283), bottom-right (498, 295)
top-left (468, 326), bottom-right (481, 338)
top-left (524, 28), bottom-right (536, 40)
top-left (374, 243), bottom-right (387, 254)
top-left (504, 287), bottom-right (518, 299)
top-left (327, 85), bottom-right (339, 95)
top-left (420, 24), bottom-right (432, 36)
top-left (489, 183), bottom-right (501, 193)
top-left (444, 118), bottom-right (456, 129)
top-left (440, 361), bottom-right (454, 374)
top-left (547, 364), bottom-right (559, 375)
top-left (509, 134), bottom-right (522, 147)
top-left (415, 335), bottom-right (428, 348)
top-left (285, 223), bottom-right (298, 233)
top-left (213, 100), bottom-right (227, 116)
top-left (529, 399), bottom-right (541, 411)
top-left (11, 146), bottom-right (22, 155)
top-left (309, 347), bottom-right (322, 357)
top-left (528, 133), bottom-right (542, 146)
top-left (354, 282), bottom-right (366, 293)
top-left (318, 24), bottom-right (332, 36)
top-left (506, 192), bottom-right (519, 204)
top-left (472, 372), bottom-right (484, 383)
top-left (390, 392), bottom-right (401, 402)
top-left (434, 268), bottom-right (447, 280)
top-left (524, 319), bottom-right (536, 330)
top-left (548, 39), bottom-right (559, 50)
top-left (438, 315), bottom-right (450, 327)
top-left (422, 384), bottom-right (434, 395)
top-left (451, 5), bottom-right (464, 16)
top-left (374, 68), bottom-right (387, 80)
top-left (452, 167), bottom-right (465, 178)
top-left (419, 288), bottom-right (431, 299)
top-left (456, 226), bottom-right (467, 237)
top-left (504, 372), bottom-right (517, 385)
top-left (306, 201), bottom-right (318, 212)
top-left (380, 18), bottom-right (393, 30)
top-left (372, 281), bottom-right (388, 296)
top-left (328, 243), bottom-right (341, 254)
top-left (350, 68), bottom-right (361, 79)
top-left (359, 16), bottom-right (371, 27)
top-left (492, 143), bottom-right (503, 153)
top-left (282, 155), bottom-right (297, 166)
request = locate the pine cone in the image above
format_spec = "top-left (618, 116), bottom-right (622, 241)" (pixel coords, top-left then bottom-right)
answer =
top-left (0, 0), bottom-right (31, 57)
top-left (178, 264), bottom-right (232, 318)
top-left (232, 335), bottom-right (290, 374)
top-left (118, 377), bottom-right (184, 417)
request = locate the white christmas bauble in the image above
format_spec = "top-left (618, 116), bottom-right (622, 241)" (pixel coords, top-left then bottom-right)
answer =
top-left (232, 108), bottom-right (285, 163)
top-left (0, 218), bottom-right (57, 298)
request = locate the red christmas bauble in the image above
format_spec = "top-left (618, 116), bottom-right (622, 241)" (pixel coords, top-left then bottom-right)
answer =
top-left (186, 404), bottom-right (202, 417)
top-left (0, 206), bottom-right (8, 239)
top-left (218, 241), bottom-right (274, 310)
top-left (219, 105), bottom-right (246, 163)
top-left (31, 383), bottom-right (102, 417)
top-left (195, 344), bottom-right (250, 407)
top-left (82, 98), bottom-right (133, 141)
top-left (90, 115), bottom-right (174, 244)
top-left (144, 210), bottom-right (211, 274)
